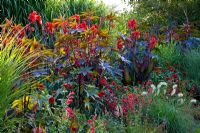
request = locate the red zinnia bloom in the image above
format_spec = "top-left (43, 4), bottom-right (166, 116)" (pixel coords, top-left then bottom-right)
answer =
top-left (28, 11), bottom-right (42, 25)
top-left (49, 97), bottom-right (55, 104)
top-left (100, 78), bottom-right (107, 86)
top-left (45, 22), bottom-right (54, 34)
top-left (128, 19), bottom-right (136, 30)
top-left (148, 36), bottom-right (157, 50)
top-left (131, 30), bottom-right (140, 39)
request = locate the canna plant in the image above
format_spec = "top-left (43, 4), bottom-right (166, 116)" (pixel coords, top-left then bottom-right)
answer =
top-left (117, 19), bottom-right (158, 84)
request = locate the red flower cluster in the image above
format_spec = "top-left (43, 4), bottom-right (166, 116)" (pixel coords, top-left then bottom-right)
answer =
top-left (121, 93), bottom-right (140, 116)
top-left (128, 19), bottom-right (136, 30)
top-left (49, 96), bottom-right (55, 104)
top-left (98, 91), bottom-right (106, 98)
top-left (66, 92), bottom-right (75, 105)
top-left (131, 30), bottom-right (140, 39)
top-left (91, 24), bottom-right (98, 34)
top-left (72, 14), bottom-right (80, 23)
top-left (148, 36), bottom-right (157, 50)
top-left (45, 22), bottom-right (54, 34)
top-left (117, 39), bottom-right (123, 50)
top-left (64, 83), bottom-right (73, 89)
top-left (78, 21), bottom-right (88, 30)
top-left (100, 78), bottom-right (107, 86)
top-left (28, 11), bottom-right (42, 25)
top-left (66, 107), bottom-right (75, 118)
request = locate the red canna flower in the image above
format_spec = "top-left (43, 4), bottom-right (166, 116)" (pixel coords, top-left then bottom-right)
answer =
top-left (117, 39), bottom-right (123, 50)
top-left (91, 24), bottom-right (98, 34)
top-left (49, 97), bottom-right (55, 104)
top-left (148, 36), bottom-right (157, 50)
top-left (128, 19), bottom-right (136, 30)
top-left (78, 21), bottom-right (88, 30)
top-left (28, 11), bottom-right (42, 25)
top-left (131, 30), bottom-right (140, 39)
top-left (45, 22), bottom-right (54, 34)
top-left (100, 78), bottom-right (107, 86)
top-left (72, 14), bottom-right (80, 23)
